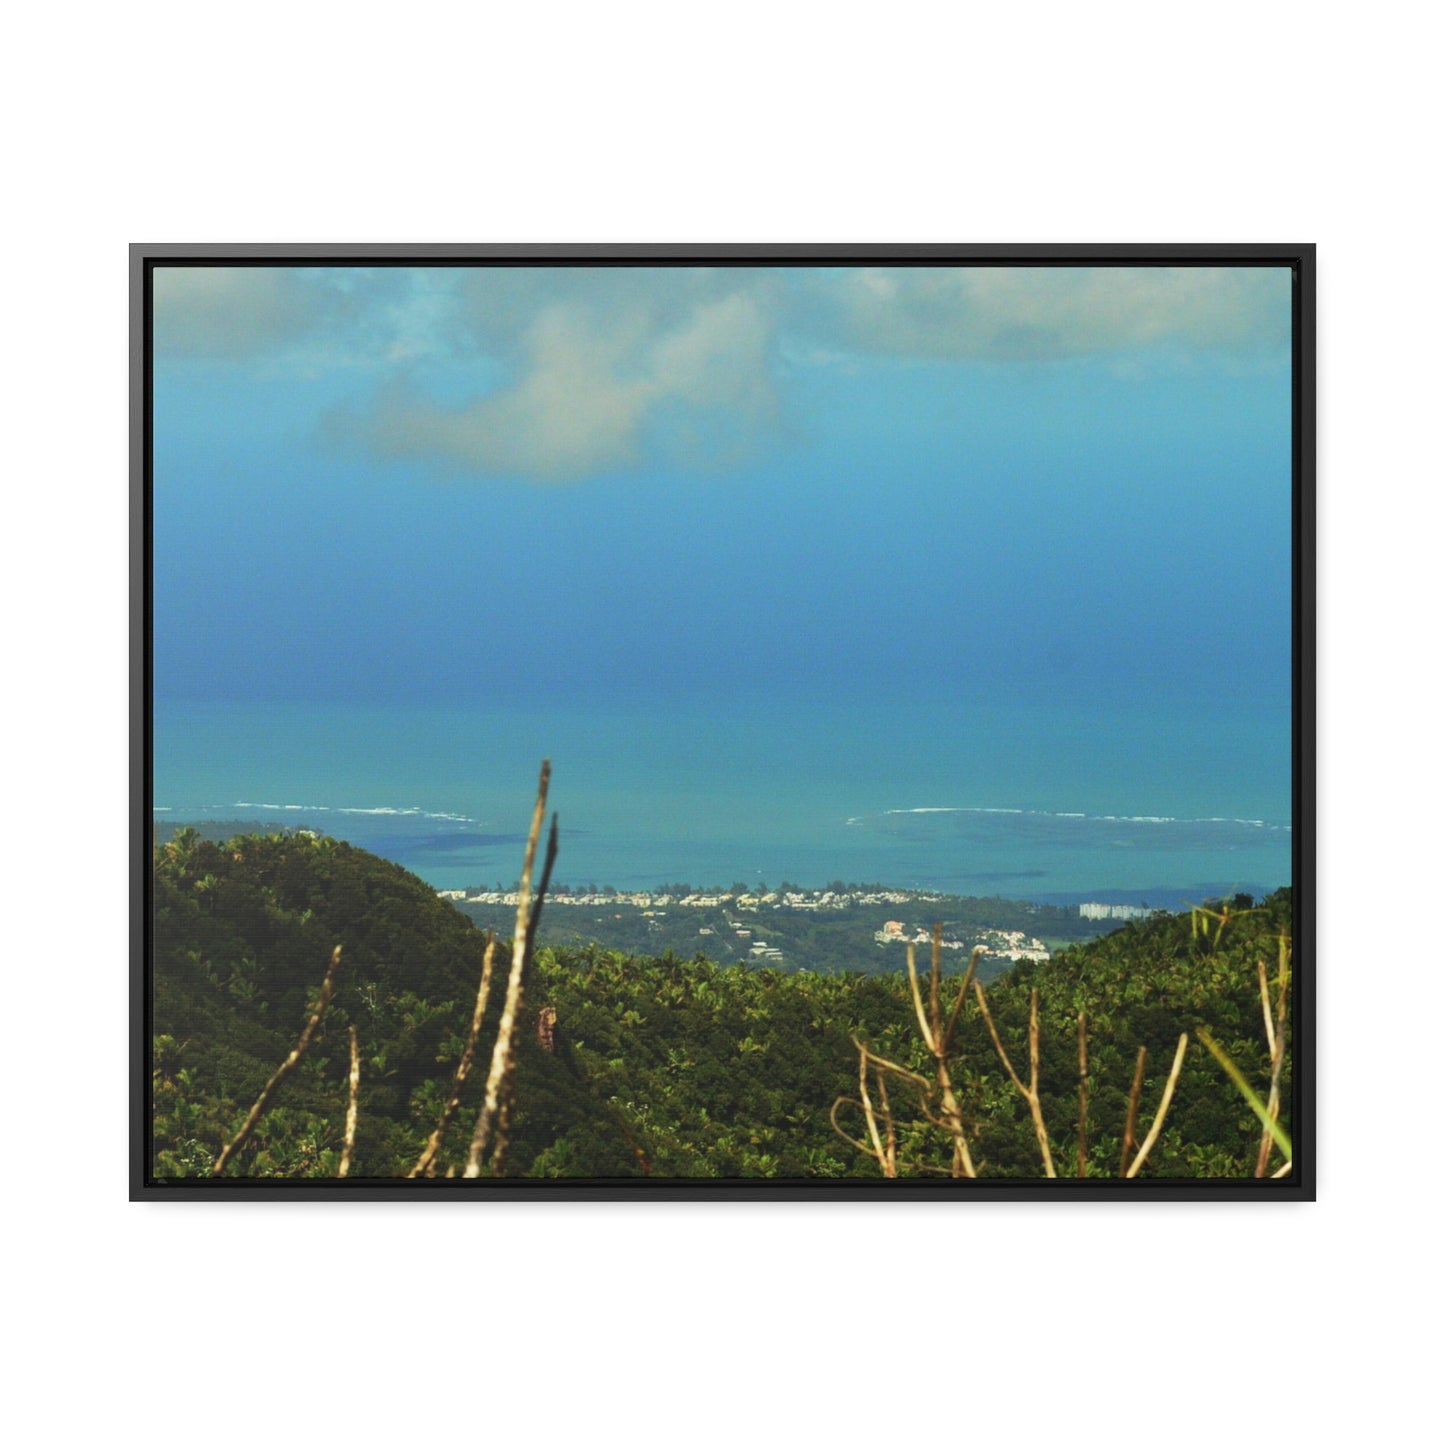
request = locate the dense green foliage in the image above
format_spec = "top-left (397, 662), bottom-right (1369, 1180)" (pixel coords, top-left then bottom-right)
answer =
top-left (151, 830), bottom-right (1291, 1181)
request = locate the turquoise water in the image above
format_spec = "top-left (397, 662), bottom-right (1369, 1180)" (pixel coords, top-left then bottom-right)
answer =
top-left (152, 696), bottom-right (1293, 903)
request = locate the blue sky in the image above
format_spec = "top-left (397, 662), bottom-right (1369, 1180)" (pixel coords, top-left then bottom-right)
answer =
top-left (152, 264), bottom-right (1293, 716)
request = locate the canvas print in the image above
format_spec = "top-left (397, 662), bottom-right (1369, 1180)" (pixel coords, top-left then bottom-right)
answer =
top-left (142, 251), bottom-right (1306, 1193)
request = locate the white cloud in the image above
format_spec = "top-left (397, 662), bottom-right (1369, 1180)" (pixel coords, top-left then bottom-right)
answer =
top-left (152, 267), bottom-right (329, 357)
top-left (154, 262), bottom-right (1293, 481)
top-left (365, 270), bottom-right (782, 480)
top-left (823, 265), bottom-right (1291, 362)
top-left (151, 266), bottom-right (470, 371)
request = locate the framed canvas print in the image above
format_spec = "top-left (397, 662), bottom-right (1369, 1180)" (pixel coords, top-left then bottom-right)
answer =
top-left (132, 244), bottom-right (1313, 1199)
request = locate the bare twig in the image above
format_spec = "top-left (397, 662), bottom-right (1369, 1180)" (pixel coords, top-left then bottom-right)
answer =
top-left (902, 942), bottom-right (978, 1178)
top-left (941, 947), bottom-right (984, 1057)
top-left (492, 815), bottom-right (558, 1178)
top-left (1027, 988), bottom-right (1055, 1177)
top-left (338, 1024), bottom-right (360, 1178)
top-left (1076, 1010), bottom-right (1088, 1179)
top-left (904, 945), bottom-right (936, 1054)
top-left (974, 981), bottom-right (1055, 1177)
top-left (409, 936), bottom-right (497, 1178)
top-left (974, 979), bottom-right (1026, 1095)
top-left (465, 762), bottom-right (553, 1179)
top-left (609, 1104), bottom-right (652, 1177)
top-left (876, 1067), bottom-right (898, 1178)
top-left (856, 1040), bottom-right (894, 1177)
top-left (1254, 934), bottom-right (1291, 1176)
top-left (1125, 1033), bottom-right (1189, 1178)
top-left (929, 924), bottom-right (942, 1046)
top-left (1029, 989), bottom-right (1042, 1099)
top-left (1275, 932), bottom-right (1290, 1040)
top-left (1257, 955), bottom-right (1277, 1059)
top-left (1119, 1046), bottom-right (1147, 1177)
top-left (491, 1092), bottom-right (516, 1178)
top-left (528, 815), bottom-right (561, 940)
top-left (932, 1059), bottom-right (977, 1178)
top-left (212, 945), bottom-right (343, 1176)
top-left (1254, 957), bottom-right (1278, 1177)
top-left (830, 1096), bottom-right (888, 1162)
top-left (856, 1045), bottom-right (932, 1091)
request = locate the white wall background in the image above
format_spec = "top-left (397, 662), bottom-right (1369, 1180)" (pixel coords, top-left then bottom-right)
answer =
top-left (3, 3), bottom-right (1437, 1439)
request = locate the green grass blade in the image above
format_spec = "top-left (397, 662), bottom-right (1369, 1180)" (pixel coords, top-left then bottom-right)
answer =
top-left (1197, 1028), bottom-right (1292, 1165)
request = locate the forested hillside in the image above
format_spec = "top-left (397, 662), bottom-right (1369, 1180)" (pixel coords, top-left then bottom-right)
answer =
top-left (150, 828), bottom-right (1292, 1182)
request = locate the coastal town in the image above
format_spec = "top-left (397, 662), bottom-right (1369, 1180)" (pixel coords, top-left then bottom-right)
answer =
top-left (440, 882), bottom-right (1077, 975)
top-left (438, 883), bottom-right (934, 912)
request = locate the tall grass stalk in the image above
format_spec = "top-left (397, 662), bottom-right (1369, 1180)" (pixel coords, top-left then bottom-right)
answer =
top-left (212, 944), bottom-right (343, 1176)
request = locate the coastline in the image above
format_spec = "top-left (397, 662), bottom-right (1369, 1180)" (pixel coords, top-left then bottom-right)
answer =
top-left (154, 806), bottom-right (1286, 915)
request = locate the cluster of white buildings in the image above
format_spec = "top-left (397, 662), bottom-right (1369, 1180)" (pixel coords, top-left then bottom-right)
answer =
top-left (979, 928), bottom-right (1052, 963)
top-left (440, 885), bottom-right (939, 911)
top-left (871, 920), bottom-right (1050, 964)
top-left (873, 920), bottom-right (972, 949)
top-left (1078, 902), bottom-right (1154, 921)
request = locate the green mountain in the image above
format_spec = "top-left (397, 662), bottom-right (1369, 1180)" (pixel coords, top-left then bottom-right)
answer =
top-left (150, 830), bottom-right (1292, 1182)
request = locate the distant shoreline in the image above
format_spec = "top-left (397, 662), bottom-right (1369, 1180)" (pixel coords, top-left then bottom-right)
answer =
top-left (151, 813), bottom-right (1284, 915)
top-left (443, 879), bottom-right (1274, 920)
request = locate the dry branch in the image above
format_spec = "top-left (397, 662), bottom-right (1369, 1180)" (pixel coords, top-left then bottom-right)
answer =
top-left (1119, 1046), bottom-right (1147, 1177)
top-left (409, 935), bottom-right (497, 1178)
top-left (492, 815), bottom-right (558, 1178)
top-left (929, 925), bottom-right (942, 1045)
top-left (904, 944), bottom-right (936, 1054)
top-left (608, 1104), bottom-right (651, 1177)
top-left (1124, 1033), bottom-right (1189, 1178)
top-left (856, 1045), bottom-right (932, 1092)
top-left (465, 763), bottom-right (553, 1179)
top-left (937, 948), bottom-right (982, 1177)
top-left (212, 945), bottom-right (344, 1176)
top-left (974, 981), bottom-right (1056, 1177)
top-left (941, 947), bottom-right (984, 1057)
top-left (1254, 935), bottom-right (1291, 1177)
top-left (830, 1096), bottom-right (888, 1163)
top-left (900, 939), bottom-right (979, 1178)
top-left (339, 1024), bottom-right (360, 1178)
top-left (856, 1040), bottom-right (894, 1177)
top-left (1257, 955), bottom-right (1277, 1059)
top-left (876, 1067), bottom-right (898, 1177)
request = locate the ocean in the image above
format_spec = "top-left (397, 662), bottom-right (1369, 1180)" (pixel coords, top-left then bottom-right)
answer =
top-left (151, 695), bottom-right (1293, 906)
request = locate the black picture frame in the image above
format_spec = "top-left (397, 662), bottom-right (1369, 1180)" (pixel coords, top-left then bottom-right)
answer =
top-left (132, 242), bottom-right (1314, 1200)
